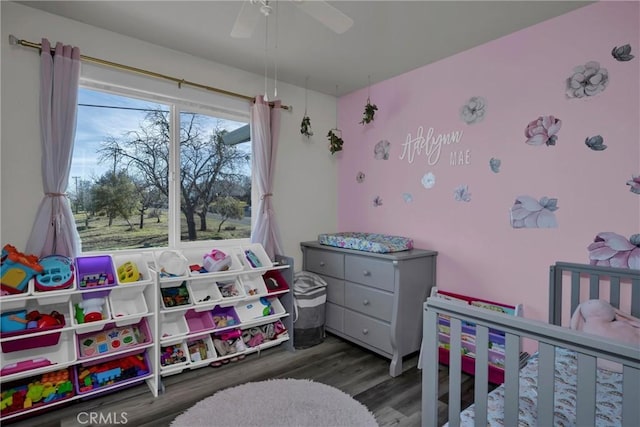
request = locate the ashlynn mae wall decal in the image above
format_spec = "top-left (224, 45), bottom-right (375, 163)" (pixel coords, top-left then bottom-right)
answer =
top-left (453, 184), bottom-right (471, 202)
top-left (459, 96), bottom-right (487, 125)
top-left (421, 172), bottom-right (436, 189)
top-left (510, 196), bottom-right (559, 228)
top-left (525, 115), bottom-right (562, 147)
top-left (566, 61), bottom-right (609, 98)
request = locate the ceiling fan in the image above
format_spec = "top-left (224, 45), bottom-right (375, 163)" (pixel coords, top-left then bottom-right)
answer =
top-left (230, 0), bottom-right (354, 38)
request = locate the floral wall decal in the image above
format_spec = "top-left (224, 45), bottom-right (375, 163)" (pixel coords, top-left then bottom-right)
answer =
top-left (611, 44), bottom-right (634, 61)
top-left (374, 140), bottom-right (391, 160)
top-left (585, 135), bottom-right (607, 151)
top-left (460, 96), bottom-right (487, 124)
top-left (356, 172), bottom-right (365, 183)
top-left (373, 196), bottom-right (383, 207)
top-left (588, 232), bottom-right (640, 269)
top-left (525, 115), bottom-right (562, 146)
top-left (421, 172), bottom-right (436, 189)
top-left (627, 175), bottom-right (640, 194)
top-left (510, 196), bottom-right (559, 228)
top-left (489, 158), bottom-right (501, 173)
top-left (402, 193), bottom-right (413, 203)
top-left (566, 61), bottom-right (609, 98)
top-left (454, 185), bottom-right (471, 202)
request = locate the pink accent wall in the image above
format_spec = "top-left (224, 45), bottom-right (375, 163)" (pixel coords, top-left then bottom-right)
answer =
top-left (337, 2), bottom-right (639, 321)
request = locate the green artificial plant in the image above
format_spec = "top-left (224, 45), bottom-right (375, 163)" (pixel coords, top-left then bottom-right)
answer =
top-left (300, 115), bottom-right (313, 138)
top-left (327, 129), bottom-right (344, 155)
top-left (360, 98), bottom-right (378, 125)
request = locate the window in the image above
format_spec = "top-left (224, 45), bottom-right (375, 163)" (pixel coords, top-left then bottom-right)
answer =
top-left (69, 86), bottom-right (251, 252)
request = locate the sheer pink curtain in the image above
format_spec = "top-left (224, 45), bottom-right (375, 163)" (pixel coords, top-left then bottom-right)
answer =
top-left (250, 95), bottom-right (283, 260)
top-left (26, 39), bottom-right (81, 258)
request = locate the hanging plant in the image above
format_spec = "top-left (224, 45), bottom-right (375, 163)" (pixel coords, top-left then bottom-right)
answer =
top-left (300, 115), bottom-right (313, 137)
top-left (327, 129), bottom-right (344, 155)
top-left (360, 98), bottom-right (378, 125)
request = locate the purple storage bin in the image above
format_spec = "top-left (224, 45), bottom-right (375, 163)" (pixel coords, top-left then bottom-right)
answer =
top-left (0, 318), bottom-right (65, 353)
top-left (76, 318), bottom-right (152, 360)
top-left (210, 305), bottom-right (240, 330)
top-left (185, 309), bottom-right (215, 334)
top-left (74, 350), bottom-right (150, 395)
top-left (76, 255), bottom-right (117, 297)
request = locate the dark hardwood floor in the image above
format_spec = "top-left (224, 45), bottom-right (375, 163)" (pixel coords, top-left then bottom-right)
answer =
top-left (5, 334), bottom-right (477, 427)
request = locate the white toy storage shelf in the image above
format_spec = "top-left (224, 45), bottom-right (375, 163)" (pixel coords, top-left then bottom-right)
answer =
top-left (0, 251), bottom-right (158, 422)
top-left (154, 244), bottom-right (294, 380)
top-left (0, 243), bottom-right (294, 421)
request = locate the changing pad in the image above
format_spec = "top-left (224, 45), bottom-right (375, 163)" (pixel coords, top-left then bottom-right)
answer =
top-left (317, 232), bottom-right (413, 253)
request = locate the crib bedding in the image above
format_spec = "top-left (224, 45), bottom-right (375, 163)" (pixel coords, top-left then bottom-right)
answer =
top-left (454, 348), bottom-right (623, 427)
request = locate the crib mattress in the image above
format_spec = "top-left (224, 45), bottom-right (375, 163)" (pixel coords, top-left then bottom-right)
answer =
top-left (454, 348), bottom-right (623, 426)
top-left (317, 232), bottom-right (413, 253)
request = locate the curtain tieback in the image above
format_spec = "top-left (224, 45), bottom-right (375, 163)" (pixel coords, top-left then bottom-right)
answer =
top-left (260, 193), bottom-right (273, 200)
top-left (45, 192), bottom-right (67, 197)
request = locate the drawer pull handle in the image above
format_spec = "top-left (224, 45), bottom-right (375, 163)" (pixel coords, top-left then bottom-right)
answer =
top-left (319, 261), bottom-right (326, 267)
top-left (363, 299), bottom-right (370, 306)
top-left (363, 270), bottom-right (371, 276)
top-left (362, 328), bottom-right (369, 335)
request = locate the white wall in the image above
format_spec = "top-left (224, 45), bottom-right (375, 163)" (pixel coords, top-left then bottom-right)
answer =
top-left (0, 1), bottom-right (338, 270)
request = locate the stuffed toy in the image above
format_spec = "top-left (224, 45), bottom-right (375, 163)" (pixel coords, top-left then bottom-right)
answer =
top-left (570, 299), bottom-right (640, 372)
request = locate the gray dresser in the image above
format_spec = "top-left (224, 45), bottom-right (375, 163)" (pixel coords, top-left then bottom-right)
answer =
top-left (300, 241), bottom-right (437, 377)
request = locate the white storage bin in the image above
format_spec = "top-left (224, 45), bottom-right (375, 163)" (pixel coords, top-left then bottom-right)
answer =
top-left (112, 253), bottom-right (153, 286)
top-left (160, 340), bottom-right (189, 369)
top-left (215, 278), bottom-right (245, 303)
top-left (187, 280), bottom-right (222, 306)
top-left (69, 293), bottom-right (112, 333)
top-left (0, 280), bottom-right (34, 310)
top-left (186, 335), bottom-right (216, 363)
top-left (108, 286), bottom-right (149, 326)
top-left (159, 312), bottom-right (189, 341)
top-left (236, 297), bottom-right (285, 323)
top-left (240, 274), bottom-right (268, 297)
top-left (240, 244), bottom-right (273, 270)
top-left (182, 247), bottom-right (244, 277)
top-left (160, 281), bottom-right (192, 310)
top-left (154, 250), bottom-right (189, 282)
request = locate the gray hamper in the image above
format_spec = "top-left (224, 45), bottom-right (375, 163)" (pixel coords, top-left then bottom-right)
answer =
top-left (293, 271), bottom-right (328, 349)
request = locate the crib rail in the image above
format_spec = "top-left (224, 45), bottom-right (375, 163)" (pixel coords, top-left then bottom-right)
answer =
top-left (422, 298), bottom-right (640, 427)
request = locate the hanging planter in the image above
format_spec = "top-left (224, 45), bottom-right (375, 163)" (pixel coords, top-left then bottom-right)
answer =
top-left (327, 129), bottom-right (344, 155)
top-left (300, 115), bottom-right (313, 137)
top-left (360, 98), bottom-right (378, 125)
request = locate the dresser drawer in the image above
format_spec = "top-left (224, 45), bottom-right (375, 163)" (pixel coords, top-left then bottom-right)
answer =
top-left (345, 282), bottom-right (393, 322)
top-left (325, 302), bottom-right (344, 332)
top-left (324, 276), bottom-right (345, 305)
top-left (305, 248), bottom-right (344, 279)
top-left (344, 310), bottom-right (392, 354)
top-left (345, 255), bottom-right (394, 292)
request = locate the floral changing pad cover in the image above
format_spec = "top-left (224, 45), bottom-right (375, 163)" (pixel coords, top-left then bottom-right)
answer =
top-left (317, 232), bottom-right (413, 253)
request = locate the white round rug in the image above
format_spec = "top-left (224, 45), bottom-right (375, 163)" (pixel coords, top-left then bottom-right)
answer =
top-left (171, 378), bottom-right (378, 427)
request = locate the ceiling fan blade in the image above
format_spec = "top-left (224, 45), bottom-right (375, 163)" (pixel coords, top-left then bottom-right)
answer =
top-left (294, 1), bottom-right (354, 34)
top-left (231, 0), bottom-right (262, 38)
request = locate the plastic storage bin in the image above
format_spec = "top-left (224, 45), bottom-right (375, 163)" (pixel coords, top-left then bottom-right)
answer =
top-left (159, 312), bottom-right (188, 341)
top-left (214, 278), bottom-right (245, 302)
top-left (155, 250), bottom-right (189, 281)
top-left (235, 297), bottom-right (285, 323)
top-left (160, 341), bottom-right (189, 368)
top-left (262, 269), bottom-right (290, 294)
top-left (160, 281), bottom-right (192, 310)
top-left (186, 335), bottom-right (216, 363)
top-left (108, 286), bottom-right (148, 326)
top-left (240, 274), bottom-right (268, 297)
top-left (210, 305), bottom-right (240, 330)
top-left (241, 244), bottom-right (273, 270)
top-left (75, 351), bottom-right (150, 394)
top-left (0, 300), bottom-right (69, 352)
top-left (112, 253), bottom-right (153, 286)
top-left (186, 280), bottom-right (222, 306)
top-left (1, 330), bottom-right (78, 376)
top-left (70, 293), bottom-right (112, 333)
top-left (0, 367), bottom-right (75, 417)
top-left (76, 318), bottom-right (152, 360)
top-left (75, 255), bottom-right (117, 295)
top-left (182, 247), bottom-right (244, 277)
top-left (185, 309), bottom-right (215, 335)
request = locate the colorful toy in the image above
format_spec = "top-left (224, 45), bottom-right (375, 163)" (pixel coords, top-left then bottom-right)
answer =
top-left (76, 298), bottom-right (106, 323)
top-left (0, 310), bottom-right (28, 333)
top-left (1, 244), bottom-right (43, 295)
top-left (79, 324), bottom-right (145, 357)
top-left (34, 255), bottom-right (75, 292)
top-left (117, 261), bottom-right (140, 283)
top-left (160, 345), bottom-right (187, 366)
top-left (202, 249), bottom-right (231, 272)
top-left (79, 273), bottom-right (113, 288)
top-left (244, 250), bottom-right (262, 268)
top-left (0, 368), bottom-right (73, 416)
top-left (160, 282), bottom-right (191, 307)
top-left (77, 354), bottom-right (149, 393)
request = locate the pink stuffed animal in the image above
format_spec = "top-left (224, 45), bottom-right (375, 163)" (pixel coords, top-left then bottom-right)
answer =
top-left (570, 299), bottom-right (640, 372)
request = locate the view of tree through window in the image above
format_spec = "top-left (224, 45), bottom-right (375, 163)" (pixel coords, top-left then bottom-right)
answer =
top-left (69, 87), bottom-right (251, 252)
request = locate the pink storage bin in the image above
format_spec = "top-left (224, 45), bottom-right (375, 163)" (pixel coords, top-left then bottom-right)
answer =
top-left (0, 322), bottom-right (65, 353)
top-left (185, 309), bottom-right (215, 334)
top-left (76, 318), bottom-right (152, 360)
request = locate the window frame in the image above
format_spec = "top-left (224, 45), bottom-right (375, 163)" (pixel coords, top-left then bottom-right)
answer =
top-left (76, 78), bottom-right (253, 254)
